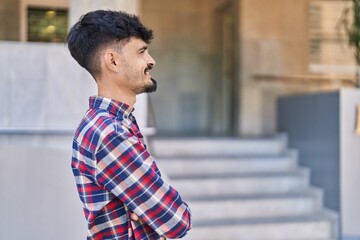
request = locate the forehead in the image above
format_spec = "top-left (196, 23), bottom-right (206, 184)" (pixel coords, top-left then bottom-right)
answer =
top-left (122, 37), bottom-right (147, 51)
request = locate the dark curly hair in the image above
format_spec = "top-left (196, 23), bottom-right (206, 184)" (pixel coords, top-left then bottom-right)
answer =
top-left (66, 10), bottom-right (153, 78)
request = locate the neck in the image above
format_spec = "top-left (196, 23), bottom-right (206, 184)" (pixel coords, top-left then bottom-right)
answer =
top-left (97, 82), bottom-right (136, 108)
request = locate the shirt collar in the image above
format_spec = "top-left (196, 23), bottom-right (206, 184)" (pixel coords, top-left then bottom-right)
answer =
top-left (89, 96), bottom-right (134, 118)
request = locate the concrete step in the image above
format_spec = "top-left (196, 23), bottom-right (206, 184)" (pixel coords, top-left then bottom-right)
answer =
top-left (185, 210), bottom-right (338, 240)
top-left (171, 168), bottom-right (310, 198)
top-left (152, 135), bottom-right (287, 157)
top-left (188, 189), bottom-right (323, 221)
top-left (152, 136), bottom-right (339, 239)
top-left (156, 151), bottom-right (298, 177)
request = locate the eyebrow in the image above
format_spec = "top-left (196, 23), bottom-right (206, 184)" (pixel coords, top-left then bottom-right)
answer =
top-left (138, 46), bottom-right (148, 52)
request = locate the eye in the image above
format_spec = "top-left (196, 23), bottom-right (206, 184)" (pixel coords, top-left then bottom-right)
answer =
top-left (139, 46), bottom-right (148, 55)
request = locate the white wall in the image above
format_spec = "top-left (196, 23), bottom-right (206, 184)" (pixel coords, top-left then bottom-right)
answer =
top-left (0, 41), bottom-right (151, 148)
top-left (0, 41), bottom-right (96, 148)
top-left (0, 41), bottom-right (95, 128)
top-left (340, 89), bottom-right (360, 238)
top-left (0, 146), bottom-right (87, 240)
top-left (0, 41), bottom-right (92, 239)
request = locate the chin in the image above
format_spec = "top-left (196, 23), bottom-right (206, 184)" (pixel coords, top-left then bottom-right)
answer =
top-left (145, 78), bottom-right (157, 93)
top-left (136, 79), bottom-right (157, 94)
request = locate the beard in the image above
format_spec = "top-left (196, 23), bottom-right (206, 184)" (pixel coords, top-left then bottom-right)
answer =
top-left (134, 77), bottom-right (157, 94)
top-left (145, 78), bottom-right (157, 93)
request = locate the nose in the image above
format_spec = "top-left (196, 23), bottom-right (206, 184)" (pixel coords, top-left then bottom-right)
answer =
top-left (147, 53), bottom-right (156, 66)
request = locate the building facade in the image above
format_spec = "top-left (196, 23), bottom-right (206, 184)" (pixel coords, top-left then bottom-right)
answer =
top-left (0, 0), bottom-right (356, 136)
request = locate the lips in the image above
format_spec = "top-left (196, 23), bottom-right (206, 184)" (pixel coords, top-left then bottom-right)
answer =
top-left (144, 65), bottom-right (153, 76)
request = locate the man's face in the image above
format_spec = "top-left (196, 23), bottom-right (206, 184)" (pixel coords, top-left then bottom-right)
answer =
top-left (117, 37), bottom-right (157, 94)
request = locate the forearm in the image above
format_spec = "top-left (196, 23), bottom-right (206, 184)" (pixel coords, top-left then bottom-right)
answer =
top-left (95, 131), bottom-right (191, 238)
top-left (116, 166), bottom-right (191, 238)
top-left (133, 183), bottom-right (191, 238)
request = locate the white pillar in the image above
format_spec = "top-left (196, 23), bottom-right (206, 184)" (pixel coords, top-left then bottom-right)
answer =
top-left (133, 93), bottom-right (156, 136)
top-left (69, 0), bottom-right (140, 26)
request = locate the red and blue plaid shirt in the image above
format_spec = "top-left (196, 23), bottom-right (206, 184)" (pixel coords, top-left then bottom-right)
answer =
top-left (72, 96), bottom-right (191, 240)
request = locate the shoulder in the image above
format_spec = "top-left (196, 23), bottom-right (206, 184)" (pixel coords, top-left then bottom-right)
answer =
top-left (74, 108), bottom-right (131, 152)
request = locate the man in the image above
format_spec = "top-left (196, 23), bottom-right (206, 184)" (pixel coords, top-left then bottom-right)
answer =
top-left (66, 10), bottom-right (191, 240)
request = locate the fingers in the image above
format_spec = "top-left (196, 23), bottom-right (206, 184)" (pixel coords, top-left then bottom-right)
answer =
top-left (131, 213), bottom-right (139, 221)
top-left (130, 213), bottom-right (165, 239)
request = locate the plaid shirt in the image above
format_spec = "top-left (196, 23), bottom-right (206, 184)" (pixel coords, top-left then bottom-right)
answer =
top-left (72, 96), bottom-right (191, 240)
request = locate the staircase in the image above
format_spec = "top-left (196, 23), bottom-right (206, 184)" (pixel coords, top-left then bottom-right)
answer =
top-left (153, 135), bottom-right (339, 240)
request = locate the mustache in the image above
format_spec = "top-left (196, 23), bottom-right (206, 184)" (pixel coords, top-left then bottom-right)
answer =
top-left (145, 64), bottom-right (154, 71)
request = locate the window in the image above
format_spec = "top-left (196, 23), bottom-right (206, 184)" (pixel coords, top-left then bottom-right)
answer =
top-left (309, 0), bottom-right (355, 73)
top-left (27, 7), bottom-right (68, 43)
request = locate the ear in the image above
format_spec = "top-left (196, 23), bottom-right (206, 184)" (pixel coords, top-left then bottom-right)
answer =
top-left (103, 50), bottom-right (120, 74)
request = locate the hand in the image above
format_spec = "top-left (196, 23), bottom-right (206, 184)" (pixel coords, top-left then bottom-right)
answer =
top-left (131, 213), bottom-right (140, 221)
top-left (130, 213), bottom-right (165, 239)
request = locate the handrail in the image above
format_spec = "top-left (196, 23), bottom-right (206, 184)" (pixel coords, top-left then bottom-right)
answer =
top-left (253, 73), bottom-right (357, 87)
top-left (0, 127), bottom-right (156, 136)
top-left (0, 127), bottom-right (74, 135)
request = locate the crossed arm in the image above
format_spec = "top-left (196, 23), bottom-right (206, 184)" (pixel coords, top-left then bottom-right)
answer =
top-left (95, 129), bottom-right (191, 239)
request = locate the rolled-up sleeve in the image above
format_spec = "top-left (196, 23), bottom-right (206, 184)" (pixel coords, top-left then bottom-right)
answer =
top-left (95, 128), bottom-right (191, 239)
